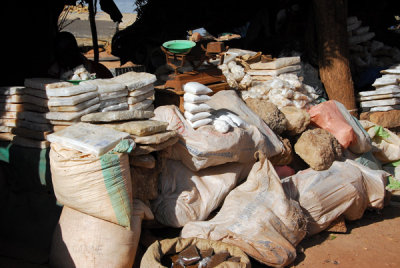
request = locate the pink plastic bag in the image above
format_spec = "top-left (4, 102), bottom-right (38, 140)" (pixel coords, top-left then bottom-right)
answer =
top-left (308, 100), bottom-right (356, 148)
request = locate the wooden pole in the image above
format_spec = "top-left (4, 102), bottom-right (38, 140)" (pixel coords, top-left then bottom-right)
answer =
top-left (88, 0), bottom-right (99, 63)
top-left (313, 0), bottom-right (357, 116)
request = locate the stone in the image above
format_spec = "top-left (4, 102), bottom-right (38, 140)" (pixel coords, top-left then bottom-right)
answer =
top-left (360, 110), bottom-right (400, 129)
top-left (0, 112), bottom-right (19, 119)
top-left (0, 95), bottom-right (23, 103)
top-left (0, 119), bottom-right (18, 127)
top-left (49, 97), bottom-right (100, 112)
top-left (0, 103), bottom-right (24, 112)
top-left (81, 110), bottom-right (154, 123)
top-left (269, 137), bottom-right (293, 166)
top-left (99, 90), bottom-right (128, 101)
top-left (0, 86), bottom-right (24, 95)
top-left (280, 106), bottom-right (310, 135)
top-left (244, 98), bottom-right (287, 134)
top-left (294, 128), bottom-right (343, 171)
top-left (103, 120), bottom-right (168, 136)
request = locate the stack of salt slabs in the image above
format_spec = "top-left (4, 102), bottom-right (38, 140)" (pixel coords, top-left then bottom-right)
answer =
top-left (358, 64), bottom-right (400, 112)
top-left (81, 79), bottom-right (128, 112)
top-left (15, 78), bottom-right (100, 148)
top-left (0, 86), bottom-right (25, 141)
top-left (183, 82), bottom-right (213, 129)
top-left (111, 71), bottom-right (157, 112)
top-left (80, 109), bottom-right (178, 204)
top-left (246, 56), bottom-right (301, 82)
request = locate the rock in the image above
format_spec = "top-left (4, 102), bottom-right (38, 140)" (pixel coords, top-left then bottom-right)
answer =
top-left (360, 110), bottom-right (400, 129)
top-left (130, 166), bottom-right (160, 203)
top-left (131, 136), bottom-right (179, 156)
top-left (129, 154), bottom-right (156, 169)
top-left (244, 99), bottom-right (287, 134)
top-left (294, 128), bottom-right (343, 171)
top-left (280, 106), bottom-right (310, 135)
top-left (269, 137), bottom-right (293, 165)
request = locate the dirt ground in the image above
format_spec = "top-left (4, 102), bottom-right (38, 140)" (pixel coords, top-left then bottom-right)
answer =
top-left (253, 203), bottom-right (400, 268)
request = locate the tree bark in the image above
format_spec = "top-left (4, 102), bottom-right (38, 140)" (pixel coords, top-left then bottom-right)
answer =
top-left (88, 0), bottom-right (99, 63)
top-left (313, 0), bottom-right (357, 116)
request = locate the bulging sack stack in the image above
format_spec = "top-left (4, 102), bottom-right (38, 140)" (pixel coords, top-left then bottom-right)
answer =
top-left (183, 82), bottom-right (213, 129)
top-left (112, 71), bottom-right (157, 112)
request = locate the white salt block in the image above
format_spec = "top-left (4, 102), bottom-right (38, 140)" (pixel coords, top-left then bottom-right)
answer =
top-left (0, 86), bottom-right (24, 95)
top-left (23, 103), bottom-right (49, 113)
top-left (128, 99), bottom-right (153, 110)
top-left (347, 20), bottom-right (362, 32)
top-left (127, 91), bottom-right (154, 105)
top-left (349, 32), bottom-right (375, 45)
top-left (17, 120), bottom-right (53, 132)
top-left (247, 65), bottom-right (301, 76)
top-left (99, 90), bottom-right (128, 101)
top-left (372, 75), bottom-right (400, 87)
top-left (24, 87), bottom-right (48, 99)
top-left (0, 112), bottom-right (19, 119)
top-left (48, 92), bottom-right (98, 107)
top-left (359, 97), bottom-right (400, 108)
top-left (370, 105), bottom-right (400, 112)
top-left (0, 95), bottom-right (23, 103)
top-left (128, 84), bottom-right (154, 97)
top-left (21, 95), bottom-right (48, 107)
top-left (81, 110), bottom-right (154, 123)
top-left (49, 97), bottom-right (100, 112)
top-left (99, 97), bottom-right (127, 109)
top-left (12, 136), bottom-right (50, 149)
top-left (0, 126), bottom-right (13, 133)
top-left (45, 103), bottom-right (100, 121)
top-left (46, 83), bottom-right (97, 97)
top-left (249, 56), bottom-right (300, 70)
top-left (80, 79), bottom-right (126, 93)
top-left (111, 71), bottom-right (156, 91)
top-left (24, 78), bottom-right (72, 90)
top-left (20, 111), bottom-right (50, 124)
top-left (0, 119), bottom-right (18, 127)
top-left (101, 103), bottom-right (129, 112)
top-left (46, 122), bottom-right (131, 156)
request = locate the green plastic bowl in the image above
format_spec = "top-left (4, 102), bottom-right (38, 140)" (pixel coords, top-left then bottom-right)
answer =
top-left (162, 40), bottom-right (196, 54)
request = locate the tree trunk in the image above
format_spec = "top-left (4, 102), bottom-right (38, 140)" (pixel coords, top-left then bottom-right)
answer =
top-left (313, 0), bottom-right (357, 116)
top-left (88, 0), bottom-right (99, 63)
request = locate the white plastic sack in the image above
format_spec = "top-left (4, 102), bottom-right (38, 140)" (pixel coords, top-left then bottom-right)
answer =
top-left (184, 111), bottom-right (212, 122)
top-left (184, 92), bottom-right (211, 104)
top-left (184, 102), bottom-right (212, 113)
top-left (281, 160), bottom-right (388, 236)
top-left (188, 118), bottom-right (213, 129)
top-left (153, 105), bottom-right (271, 171)
top-left (206, 90), bottom-right (284, 158)
top-left (183, 82), bottom-right (213, 95)
top-left (360, 120), bottom-right (400, 163)
top-left (181, 159), bottom-right (307, 267)
top-left (50, 202), bottom-right (153, 268)
top-left (152, 159), bottom-right (254, 228)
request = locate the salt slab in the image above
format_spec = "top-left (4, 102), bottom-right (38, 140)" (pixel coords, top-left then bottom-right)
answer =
top-left (0, 133), bottom-right (15, 141)
top-left (80, 79), bottom-right (126, 93)
top-left (247, 65), bottom-right (301, 76)
top-left (129, 99), bottom-right (153, 110)
top-left (12, 127), bottom-right (50, 141)
top-left (49, 97), bottom-right (100, 112)
top-left (45, 83), bottom-right (97, 97)
top-left (24, 87), bottom-right (48, 99)
top-left (127, 91), bottom-right (154, 104)
top-left (372, 75), bottom-right (399, 87)
top-left (0, 95), bottom-right (23, 103)
top-left (81, 109), bottom-right (154, 123)
top-left (99, 90), bottom-right (128, 101)
top-left (0, 103), bottom-right (24, 112)
top-left (99, 97), bottom-right (127, 109)
top-left (132, 130), bottom-right (178, 144)
top-left (358, 85), bottom-right (400, 96)
top-left (130, 136), bottom-right (179, 156)
top-left (0, 112), bottom-right (19, 119)
top-left (23, 103), bottom-right (49, 113)
top-left (128, 84), bottom-right (154, 97)
top-left (360, 98), bottom-right (400, 108)
top-left (111, 71), bottom-right (156, 91)
top-left (0, 126), bottom-right (12, 132)
top-left (0, 119), bottom-right (18, 127)
top-left (249, 56), bottom-right (300, 70)
top-left (46, 103), bottom-right (100, 121)
top-left (101, 103), bottom-right (128, 112)
top-left (370, 105), bottom-right (400, 112)
top-left (0, 86), bottom-right (24, 95)
top-left (46, 122), bottom-right (131, 156)
top-left (48, 92), bottom-right (98, 107)
top-left (358, 93), bottom-right (400, 101)
top-left (19, 111), bottom-right (50, 124)
top-left (24, 78), bottom-right (72, 90)
top-left (102, 120), bottom-right (168, 136)
top-left (13, 136), bottom-right (50, 149)
top-left (17, 120), bottom-right (53, 132)
top-left (22, 95), bottom-right (48, 107)
top-left (49, 120), bottom-right (79, 126)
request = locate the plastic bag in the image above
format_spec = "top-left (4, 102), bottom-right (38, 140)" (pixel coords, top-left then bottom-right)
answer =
top-left (181, 159), bottom-right (307, 267)
top-left (183, 82), bottom-right (213, 95)
top-left (184, 93), bottom-right (211, 104)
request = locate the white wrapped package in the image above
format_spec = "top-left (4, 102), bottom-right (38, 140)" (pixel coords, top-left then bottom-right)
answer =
top-left (48, 92), bottom-right (98, 107)
top-left (46, 83), bottom-right (97, 97)
top-left (184, 102), bottom-right (212, 113)
top-left (358, 85), bottom-right (400, 97)
top-left (360, 98), bottom-right (400, 108)
top-left (80, 79), bottom-right (126, 93)
top-left (372, 75), bottom-right (399, 87)
top-left (128, 84), bottom-right (154, 97)
top-left (99, 90), bottom-right (128, 101)
top-left (213, 119), bottom-right (230, 133)
top-left (183, 82), bottom-right (213, 95)
top-left (184, 111), bottom-right (211, 122)
top-left (111, 71), bottom-right (156, 91)
top-left (46, 122), bottom-right (132, 156)
top-left (184, 93), bottom-right (211, 104)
